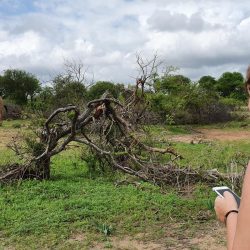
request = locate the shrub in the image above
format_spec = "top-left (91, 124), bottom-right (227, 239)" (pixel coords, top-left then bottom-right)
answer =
top-left (12, 123), bottom-right (21, 129)
top-left (148, 86), bottom-right (234, 125)
top-left (220, 97), bottom-right (245, 110)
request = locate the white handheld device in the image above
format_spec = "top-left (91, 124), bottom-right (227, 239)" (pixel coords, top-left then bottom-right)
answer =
top-left (212, 186), bottom-right (241, 207)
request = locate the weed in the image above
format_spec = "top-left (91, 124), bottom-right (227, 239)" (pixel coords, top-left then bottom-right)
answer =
top-left (206, 199), bottom-right (214, 211)
top-left (12, 123), bottom-right (21, 129)
top-left (96, 223), bottom-right (113, 237)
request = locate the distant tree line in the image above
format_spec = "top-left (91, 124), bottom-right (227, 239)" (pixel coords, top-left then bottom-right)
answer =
top-left (0, 67), bottom-right (247, 124)
top-left (149, 71), bottom-right (246, 124)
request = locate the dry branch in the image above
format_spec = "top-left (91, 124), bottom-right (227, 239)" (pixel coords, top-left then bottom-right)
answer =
top-left (0, 55), bottom-right (243, 189)
top-left (1, 92), bottom-right (243, 189)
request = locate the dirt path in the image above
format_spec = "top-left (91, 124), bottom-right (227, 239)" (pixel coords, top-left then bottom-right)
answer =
top-left (68, 223), bottom-right (226, 250)
top-left (169, 129), bottom-right (250, 143)
top-left (1, 126), bottom-right (250, 149)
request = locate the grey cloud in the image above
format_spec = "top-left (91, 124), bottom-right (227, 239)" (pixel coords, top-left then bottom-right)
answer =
top-left (171, 51), bottom-right (250, 69)
top-left (8, 14), bottom-right (59, 35)
top-left (148, 10), bottom-right (222, 32)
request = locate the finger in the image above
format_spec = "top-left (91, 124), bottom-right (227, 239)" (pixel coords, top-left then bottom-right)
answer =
top-left (215, 195), bottom-right (223, 203)
top-left (214, 196), bottom-right (223, 209)
top-left (223, 191), bottom-right (234, 199)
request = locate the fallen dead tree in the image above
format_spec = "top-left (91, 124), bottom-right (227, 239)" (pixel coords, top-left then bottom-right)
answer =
top-left (0, 91), bottom-right (245, 189)
top-left (0, 55), bottom-right (245, 189)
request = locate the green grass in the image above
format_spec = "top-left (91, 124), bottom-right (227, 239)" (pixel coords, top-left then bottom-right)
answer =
top-left (147, 118), bottom-right (250, 133)
top-left (145, 124), bottom-right (191, 135)
top-left (1, 120), bottom-right (249, 249)
top-left (0, 150), bottom-right (216, 249)
top-left (144, 123), bottom-right (250, 172)
top-left (0, 149), bottom-right (18, 166)
top-left (175, 140), bottom-right (250, 171)
top-left (0, 119), bottom-right (30, 130)
top-left (191, 119), bottom-right (250, 130)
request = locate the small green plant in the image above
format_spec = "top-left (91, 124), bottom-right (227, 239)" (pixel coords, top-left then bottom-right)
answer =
top-left (24, 137), bottom-right (45, 156)
top-left (97, 223), bottom-right (113, 237)
top-left (12, 123), bottom-right (21, 128)
top-left (206, 199), bottom-right (214, 211)
top-left (67, 111), bottom-right (76, 120)
top-left (81, 149), bottom-right (109, 177)
top-left (165, 114), bottom-right (175, 125)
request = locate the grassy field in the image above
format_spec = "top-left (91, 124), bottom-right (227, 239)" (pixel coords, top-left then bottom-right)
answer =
top-left (0, 120), bottom-right (250, 249)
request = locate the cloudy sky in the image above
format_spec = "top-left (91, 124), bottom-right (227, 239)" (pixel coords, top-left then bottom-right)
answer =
top-left (0, 0), bottom-right (250, 84)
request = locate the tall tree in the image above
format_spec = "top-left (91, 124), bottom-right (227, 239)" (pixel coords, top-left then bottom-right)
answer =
top-left (216, 72), bottom-right (245, 100)
top-left (198, 75), bottom-right (217, 91)
top-left (154, 74), bottom-right (191, 94)
top-left (0, 69), bottom-right (40, 105)
top-left (87, 81), bottom-right (124, 100)
top-left (52, 74), bottom-right (87, 107)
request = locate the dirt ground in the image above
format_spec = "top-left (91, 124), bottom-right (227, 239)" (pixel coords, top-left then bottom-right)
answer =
top-left (169, 128), bottom-right (250, 143)
top-left (0, 130), bottom-right (17, 149)
top-left (1, 127), bottom-right (249, 149)
top-left (68, 223), bottom-right (226, 250)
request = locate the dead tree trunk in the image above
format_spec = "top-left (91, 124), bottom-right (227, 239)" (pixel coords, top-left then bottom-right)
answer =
top-left (0, 92), bottom-right (245, 189)
top-left (0, 56), bottom-right (245, 188)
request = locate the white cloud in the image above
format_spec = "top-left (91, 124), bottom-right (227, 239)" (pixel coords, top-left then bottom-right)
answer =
top-left (0, 31), bottom-right (42, 57)
top-left (0, 0), bottom-right (250, 83)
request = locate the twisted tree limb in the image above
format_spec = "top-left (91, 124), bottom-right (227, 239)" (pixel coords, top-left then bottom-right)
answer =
top-left (0, 58), bottom-right (245, 189)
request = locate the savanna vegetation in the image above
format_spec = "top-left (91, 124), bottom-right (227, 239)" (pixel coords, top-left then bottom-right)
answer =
top-left (0, 57), bottom-right (249, 249)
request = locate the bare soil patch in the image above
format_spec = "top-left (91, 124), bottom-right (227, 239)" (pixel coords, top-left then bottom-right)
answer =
top-left (94, 236), bottom-right (163, 250)
top-left (66, 223), bottom-right (226, 250)
top-left (0, 129), bottom-right (18, 148)
top-left (189, 225), bottom-right (226, 250)
top-left (169, 129), bottom-right (250, 143)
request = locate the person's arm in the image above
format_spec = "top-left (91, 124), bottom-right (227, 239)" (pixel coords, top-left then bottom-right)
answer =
top-left (214, 161), bottom-right (250, 250)
top-left (226, 212), bottom-right (238, 250)
top-left (232, 162), bottom-right (250, 249)
top-left (214, 192), bottom-right (238, 250)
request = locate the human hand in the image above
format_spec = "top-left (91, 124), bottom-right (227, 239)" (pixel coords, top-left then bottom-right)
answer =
top-left (214, 191), bottom-right (238, 223)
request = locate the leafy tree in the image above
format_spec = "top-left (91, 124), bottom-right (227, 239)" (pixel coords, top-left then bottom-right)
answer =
top-left (198, 75), bottom-right (217, 91)
top-left (148, 92), bottom-right (184, 116)
top-left (0, 69), bottom-right (40, 105)
top-left (87, 81), bottom-right (124, 100)
top-left (154, 74), bottom-right (191, 94)
top-left (52, 74), bottom-right (87, 107)
top-left (216, 72), bottom-right (245, 100)
top-left (32, 86), bottom-right (55, 114)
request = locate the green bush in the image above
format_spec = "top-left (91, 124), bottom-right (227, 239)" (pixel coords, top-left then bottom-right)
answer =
top-left (220, 97), bottom-right (245, 110)
top-left (12, 123), bottom-right (21, 129)
top-left (24, 137), bottom-right (45, 157)
top-left (149, 85), bottom-right (234, 124)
